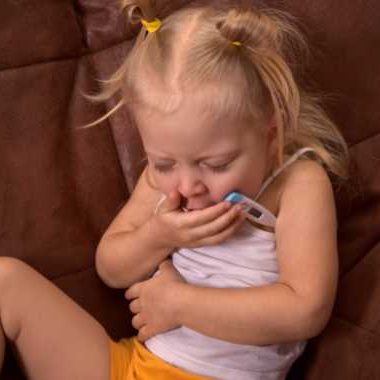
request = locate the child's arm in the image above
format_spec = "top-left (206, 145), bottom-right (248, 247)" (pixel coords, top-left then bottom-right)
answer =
top-left (177, 162), bottom-right (338, 344)
top-left (95, 167), bottom-right (172, 288)
top-left (127, 162), bottom-right (338, 345)
top-left (96, 167), bottom-right (243, 289)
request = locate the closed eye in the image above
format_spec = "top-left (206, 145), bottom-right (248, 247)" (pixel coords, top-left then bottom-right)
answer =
top-left (206, 162), bottom-right (231, 172)
top-left (154, 164), bottom-right (173, 173)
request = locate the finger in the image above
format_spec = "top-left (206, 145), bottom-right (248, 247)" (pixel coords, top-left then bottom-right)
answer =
top-left (125, 283), bottom-right (142, 300)
top-left (181, 201), bottom-right (232, 227)
top-left (158, 259), bottom-right (174, 271)
top-left (190, 204), bottom-right (243, 240)
top-left (194, 213), bottom-right (245, 246)
top-left (159, 190), bottom-right (182, 213)
top-left (196, 216), bottom-right (243, 246)
top-left (137, 326), bottom-right (150, 342)
top-left (131, 314), bottom-right (145, 330)
top-left (129, 299), bottom-right (142, 314)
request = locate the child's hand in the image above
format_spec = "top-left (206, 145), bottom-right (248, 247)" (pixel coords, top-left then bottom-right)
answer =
top-left (125, 260), bottom-right (186, 342)
top-left (151, 190), bottom-right (245, 249)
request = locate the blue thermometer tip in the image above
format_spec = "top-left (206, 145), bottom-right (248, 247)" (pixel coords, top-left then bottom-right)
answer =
top-left (224, 192), bottom-right (243, 203)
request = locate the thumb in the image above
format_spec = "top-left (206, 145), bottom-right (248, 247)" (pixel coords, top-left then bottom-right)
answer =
top-left (159, 190), bottom-right (182, 213)
top-left (159, 259), bottom-right (174, 271)
top-left (158, 260), bottom-right (178, 277)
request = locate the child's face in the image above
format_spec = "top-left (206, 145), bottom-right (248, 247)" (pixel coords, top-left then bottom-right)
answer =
top-left (134, 94), bottom-right (275, 210)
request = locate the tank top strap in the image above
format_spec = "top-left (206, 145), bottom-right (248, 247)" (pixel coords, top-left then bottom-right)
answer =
top-left (254, 147), bottom-right (316, 201)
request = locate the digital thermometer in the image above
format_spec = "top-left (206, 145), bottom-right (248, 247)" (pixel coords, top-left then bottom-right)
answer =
top-left (224, 191), bottom-right (276, 228)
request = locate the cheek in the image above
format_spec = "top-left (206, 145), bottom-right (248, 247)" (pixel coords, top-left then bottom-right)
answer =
top-left (151, 172), bottom-right (178, 195)
top-left (238, 177), bottom-right (263, 199)
top-left (207, 173), bottom-right (246, 202)
top-left (211, 165), bottom-right (264, 201)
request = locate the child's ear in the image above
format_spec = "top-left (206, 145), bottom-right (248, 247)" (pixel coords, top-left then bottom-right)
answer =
top-left (266, 120), bottom-right (278, 156)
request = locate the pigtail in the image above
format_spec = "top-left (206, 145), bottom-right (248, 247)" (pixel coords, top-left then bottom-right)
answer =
top-left (122, 0), bottom-right (157, 23)
top-left (215, 8), bottom-right (303, 164)
top-left (80, 0), bottom-right (161, 128)
top-left (215, 7), bottom-right (348, 177)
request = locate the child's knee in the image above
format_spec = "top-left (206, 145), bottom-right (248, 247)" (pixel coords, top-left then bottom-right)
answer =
top-left (0, 257), bottom-right (35, 339)
top-left (0, 257), bottom-right (31, 290)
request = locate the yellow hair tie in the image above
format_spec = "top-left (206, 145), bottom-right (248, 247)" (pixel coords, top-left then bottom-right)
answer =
top-left (232, 41), bottom-right (242, 47)
top-left (141, 18), bottom-right (162, 33)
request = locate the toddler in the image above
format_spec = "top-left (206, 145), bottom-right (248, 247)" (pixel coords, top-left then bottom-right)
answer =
top-left (0, 1), bottom-right (349, 380)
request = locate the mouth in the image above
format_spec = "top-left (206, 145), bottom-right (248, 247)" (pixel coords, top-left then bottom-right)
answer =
top-left (180, 195), bottom-right (215, 211)
top-left (182, 202), bottom-right (215, 211)
top-left (182, 207), bottom-right (201, 212)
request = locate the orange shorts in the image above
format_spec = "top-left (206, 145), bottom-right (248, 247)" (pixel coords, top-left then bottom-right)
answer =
top-left (110, 337), bottom-right (208, 380)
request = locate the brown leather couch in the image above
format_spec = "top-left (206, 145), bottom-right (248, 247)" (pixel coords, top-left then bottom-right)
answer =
top-left (1, 0), bottom-right (379, 379)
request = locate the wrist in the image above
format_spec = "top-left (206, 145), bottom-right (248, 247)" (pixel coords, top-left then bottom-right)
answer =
top-left (171, 282), bottom-right (194, 326)
top-left (146, 214), bottom-right (176, 251)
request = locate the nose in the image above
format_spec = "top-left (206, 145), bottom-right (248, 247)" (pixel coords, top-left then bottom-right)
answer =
top-left (177, 169), bottom-right (207, 198)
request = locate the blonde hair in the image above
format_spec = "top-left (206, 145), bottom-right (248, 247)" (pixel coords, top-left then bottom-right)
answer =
top-left (88, 1), bottom-right (349, 180)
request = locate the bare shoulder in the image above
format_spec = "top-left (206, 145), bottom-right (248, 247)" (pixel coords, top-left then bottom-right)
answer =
top-left (258, 159), bottom-right (332, 219)
top-left (277, 159), bottom-right (336, 230)
top-left (282, 159), bottom-right (332, 191)
top-left (101, 166), bottom-right (163, 237)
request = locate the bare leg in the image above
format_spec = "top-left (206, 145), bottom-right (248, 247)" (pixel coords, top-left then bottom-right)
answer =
top-left (0, 257), bottom-right (111, 380)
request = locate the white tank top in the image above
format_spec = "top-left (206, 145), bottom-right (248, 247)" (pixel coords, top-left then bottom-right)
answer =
top-left (145, 148), bottom-right (315, 380)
